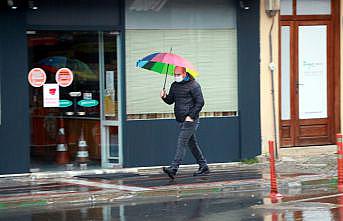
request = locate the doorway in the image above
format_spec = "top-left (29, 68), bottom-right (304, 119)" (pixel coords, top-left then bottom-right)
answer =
top-left (27, 31), bottom-right (121, 170)
top-left (279, 0), bottom-right (340, 147)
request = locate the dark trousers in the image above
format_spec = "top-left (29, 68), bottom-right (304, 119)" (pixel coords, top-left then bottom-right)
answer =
top-left (171, 120), bottom-right (207, 170)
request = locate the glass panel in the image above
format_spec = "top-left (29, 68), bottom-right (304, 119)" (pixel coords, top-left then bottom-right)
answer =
top-left (296, 0), bottom-right (331, 15)
top-left (280, 0), bottom-right (293, 15)
top-left (125, 0), bottom-right (238, 120)
top-left (103, 33), bottom-right (118, 121)
top-left (298, 25), bottom-right (327, 119)
top-left (281, 26), bottom-right (291, 120)
top-left (28, 31), bottom-right (101, 169)
top-left (108, 126), bottom-right (119, 163)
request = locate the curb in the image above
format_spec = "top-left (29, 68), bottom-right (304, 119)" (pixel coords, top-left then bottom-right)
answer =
top-left (0, 179), bottom-right (265, 210)
top-left (0, 175), bottom-right (337, 210)
top-left (0, 162), bottom-right (244, 180)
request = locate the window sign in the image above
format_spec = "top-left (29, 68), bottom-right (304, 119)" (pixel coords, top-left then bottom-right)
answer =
top-left (298, 25), bottom-right (327, 119)
top-left (56, 68), bottom-right (73, 87)
top-left (43, 84), bottom-right (60, 107)
top-left (104, 71), bottom-right (116, 117)
top-left (59, 100), bottom-right (73, 108)
top-left (83, 93), bottom-right (92, 100)
top-left (28, 68), bottom-right (46, 87)
top-left (78, 99), bottom-right (99, 107)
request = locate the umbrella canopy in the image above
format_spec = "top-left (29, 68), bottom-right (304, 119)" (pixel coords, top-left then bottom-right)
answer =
top-left (136, 52), bottom-right (199, 78)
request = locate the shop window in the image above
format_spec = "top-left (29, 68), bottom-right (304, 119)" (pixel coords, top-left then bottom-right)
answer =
top-left (27, 31), bottom-right (115, 169)
top-left (125, 0), bottom-right (238, 120)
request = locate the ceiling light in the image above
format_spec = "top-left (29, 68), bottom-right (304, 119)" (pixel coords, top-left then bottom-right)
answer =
top-left (7, 0), bottom-right (17, 9)
top-left (29, 0), bottom-right (38, 10)
top-left (240, 0), bottom-right (252, 10)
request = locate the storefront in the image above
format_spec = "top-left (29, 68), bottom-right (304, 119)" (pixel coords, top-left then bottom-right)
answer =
top-left (278, 0), bottom-right (340, 147)
top-left (260, 0), bottom-right (341, 153)
top-left (0, 0), bottom-right (261, 174)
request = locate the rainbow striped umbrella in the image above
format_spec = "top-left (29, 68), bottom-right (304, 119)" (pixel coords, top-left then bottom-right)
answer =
top-left (136, 52), bottom-right (199, 89)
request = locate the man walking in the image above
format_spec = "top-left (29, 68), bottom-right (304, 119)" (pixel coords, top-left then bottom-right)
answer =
top-left (160, 66), bottom-right (209, 179)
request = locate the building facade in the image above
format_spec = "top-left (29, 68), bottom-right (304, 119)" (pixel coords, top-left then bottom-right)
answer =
top-left (0, 0), bottom-right (261, 174)
top-left (260, 0), bottom-right (341, 153)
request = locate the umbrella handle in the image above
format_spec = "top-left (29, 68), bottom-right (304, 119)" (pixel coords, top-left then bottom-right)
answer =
top-left (163, 48), bottom-right (173, 90)
top-left (163, 69), bottom-right (168, 90)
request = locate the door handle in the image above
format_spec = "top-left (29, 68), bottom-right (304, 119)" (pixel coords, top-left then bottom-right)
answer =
top-left (296, 82), bottom-right (304, 94)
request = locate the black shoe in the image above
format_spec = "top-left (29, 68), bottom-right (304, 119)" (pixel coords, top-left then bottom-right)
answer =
top-left (193, 165), bottom-right (210, 176)
top-left (163, 167), bottom-right (177, 179)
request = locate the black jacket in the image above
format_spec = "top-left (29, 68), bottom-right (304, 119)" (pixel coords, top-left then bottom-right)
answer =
top-left (162, 79), bottom-right (205, 122)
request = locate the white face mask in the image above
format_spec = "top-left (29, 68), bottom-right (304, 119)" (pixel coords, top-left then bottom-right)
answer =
top-left (174, 75), bottom-right (183, 83)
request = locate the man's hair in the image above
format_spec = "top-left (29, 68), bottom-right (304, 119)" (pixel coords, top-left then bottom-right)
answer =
top-left (175, 66), bottom-right (186, 73)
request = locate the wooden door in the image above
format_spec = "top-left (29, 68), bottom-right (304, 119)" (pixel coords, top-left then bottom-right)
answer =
top-left (279, 20), bottom-right (334, 147)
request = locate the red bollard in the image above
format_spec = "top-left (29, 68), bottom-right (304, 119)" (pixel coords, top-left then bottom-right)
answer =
top-left (269, 140), bottom-right (283, 199)
top-left (337, 185), bottom-right (343, 221)
top-left (272, 212), bottom-right (279, 221)
top-left (337, 134), bottom-right (343, 187)
top-left (338, 184), bottom-right (343, 221)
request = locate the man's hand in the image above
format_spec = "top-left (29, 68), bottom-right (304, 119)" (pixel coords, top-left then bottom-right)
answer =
top-left (185, 116), bottom-right (194, 122)
top-left (160, 89), bottom-right (167, 99)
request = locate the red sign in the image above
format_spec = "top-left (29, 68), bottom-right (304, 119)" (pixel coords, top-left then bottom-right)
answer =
top-left (56, 68), bottom-right (73, 87)
top-left (43, 84), bottom-right (59, 107)
top-left (49, 88), bottom-right (56, 95)
top-left (28, 68), bottom-right (46, 87)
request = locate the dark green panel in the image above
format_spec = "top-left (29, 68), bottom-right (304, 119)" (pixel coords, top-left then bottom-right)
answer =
top-left (237, 0), bottom-right (261, 159)
top-left (124, 117), bottom-right (240, 167)
top-left (26, 0), bottom-right (121, 29)
top-left (0, 10), bottom-right (30, 174)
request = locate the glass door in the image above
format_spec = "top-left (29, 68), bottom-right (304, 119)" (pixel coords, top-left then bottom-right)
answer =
top-left (27, 31), bottom-right (121, 170)
top-left (99, 32), bottom-right (122, 167)
top-left (279, 21), bottom-right (333, 147)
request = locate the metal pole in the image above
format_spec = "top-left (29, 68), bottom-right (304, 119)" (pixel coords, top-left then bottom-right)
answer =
top-left (269, 15), bottom-right (279, 159)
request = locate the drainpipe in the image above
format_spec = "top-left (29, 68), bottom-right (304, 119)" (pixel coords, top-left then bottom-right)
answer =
top-left (265, 1), bottom-right (280, 159)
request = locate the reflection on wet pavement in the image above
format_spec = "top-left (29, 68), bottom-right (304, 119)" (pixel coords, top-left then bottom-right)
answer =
top-left (3, 190), bottom-right (343, 221)
top-left (0, 181), bottom-right (103, 198)
top-left (0, 193), bottom-right (265, 221)
top-left (0, 170), bottom-right (317, 201)
top-left (0, 169), bottom-right (341, 221)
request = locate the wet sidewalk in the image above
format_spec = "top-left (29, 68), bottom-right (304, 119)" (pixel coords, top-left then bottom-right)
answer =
top-left (0, 162), bottom-right (336, 210)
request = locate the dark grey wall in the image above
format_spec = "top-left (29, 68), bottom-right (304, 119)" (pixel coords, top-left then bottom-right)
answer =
top-left (237, 0), bottom-right (261, 159)
top-left (124, 118), bottom-right (240, 167)
top-left (0, 10), bottom-right (30, 174)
